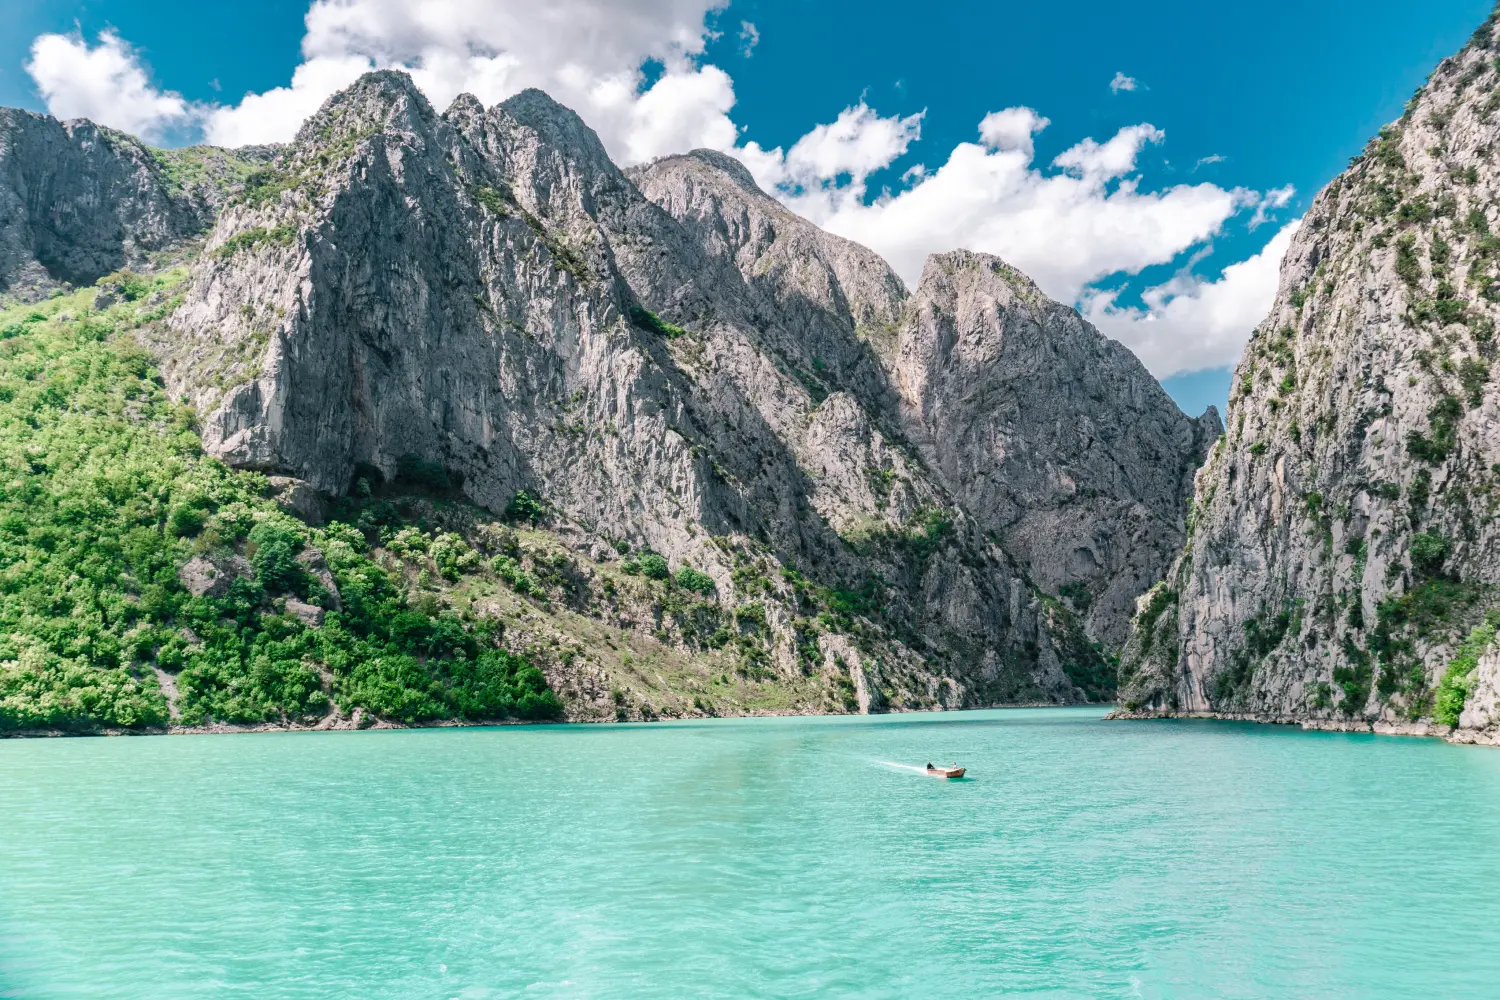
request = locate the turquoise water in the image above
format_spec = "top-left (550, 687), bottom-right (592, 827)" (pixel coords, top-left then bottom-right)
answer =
top-left (2, 708), bottom-right (1499, 998)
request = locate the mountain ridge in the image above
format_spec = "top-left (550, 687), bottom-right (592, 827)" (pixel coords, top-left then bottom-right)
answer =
top-left (0, 71), bottom-right (1213, 732)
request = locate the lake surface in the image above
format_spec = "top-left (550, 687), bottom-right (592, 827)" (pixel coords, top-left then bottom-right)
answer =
top-left (2, 708), bottom-right (1499, 998)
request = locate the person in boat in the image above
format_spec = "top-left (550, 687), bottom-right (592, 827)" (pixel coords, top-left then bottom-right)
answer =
top-left (926, 761), bottom-right (934, 770)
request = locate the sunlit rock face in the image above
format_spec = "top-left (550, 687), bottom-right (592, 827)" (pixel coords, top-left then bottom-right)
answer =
top-left (78, 70), bottom-right (1208, 707)
top-left (1118, 11), bottom-right (1500, 745)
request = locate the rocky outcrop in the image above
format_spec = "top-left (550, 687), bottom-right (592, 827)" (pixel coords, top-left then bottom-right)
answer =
top-left (891, 252), bottom-right (1221, 646)
top-left (631, 150), bottom-right (1218, 647)
top-left (177, 553), bottom-right (254, 598)
top-left (0, 109), bottom-right (269, 297)
top-left (1118, 5), bottom-right (1500, 743)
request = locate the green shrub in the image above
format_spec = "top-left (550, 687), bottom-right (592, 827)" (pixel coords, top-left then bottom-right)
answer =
top-left (628, 305), bottom-right (688, 339)
top-left (1409, 532), bottom-right (1450, 577)
top-left (212, 224), bottom-right (299, 260)
top-left (490, 554), bottom-right (544, 598)
top-left (1058, 581), bottom-right (1092, 612)
top-left (735, 602), bottom-right (768, 632)
top-left (1406, 395), bottom-right (1463, 464)
top-left (430, 532), bottom-right (481, 581)
top-left (1461, 357), bottom-right (1490, 407)
top-left (503, 490), bottom-right (545, 523)
top-left (1433, 611), bottom-right (1500, 727)
top-left (673, 566), bottom-right (716, 595)
top-left (248, 518), bottom-right (309, 595)
top-left (1395, 234), bottom-right (1423, 288)
top-left (473, 185), bottom-right (514, 216)
top-left (636, 552), bottom-right (669, 580)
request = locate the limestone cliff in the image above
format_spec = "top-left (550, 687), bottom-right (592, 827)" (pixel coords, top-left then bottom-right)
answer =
top-left (0, 70), bottom-right (1212, 720)
top-left (0, 108), bottom-right (268, 298)
top-left (890, 252), bottom-right (1221, 647)
top-left (630, 150), bottom-right (1219, 648)
top-left (1118, 5), bottom-right (1500, 745)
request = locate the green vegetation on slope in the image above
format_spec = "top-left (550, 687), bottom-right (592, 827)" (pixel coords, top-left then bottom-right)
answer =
top-left (0, 276), bottom-right (559, 732)
top-left (1433, 610), bottom-right (1500, 726)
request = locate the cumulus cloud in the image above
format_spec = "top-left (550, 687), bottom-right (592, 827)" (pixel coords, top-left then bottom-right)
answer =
top-left (1249, 183), bottom-right (1296, 229)
top-left (748, 103), bottom-right (925, 198)
top-left (1082, 220), bottom-right (1301, 378)
top-left (978, 107), bottom-right (1050, 158)
top-left (22, 0), bottom-right (1295, 377)
top-left (201, 0), bottom-right (735, 159)
top-left (25, 31), bottom-right (195, 139)
top-left (749, 106), bottom-right (1257, 307)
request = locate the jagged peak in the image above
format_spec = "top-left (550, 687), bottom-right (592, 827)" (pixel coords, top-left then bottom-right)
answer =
top-left (681, 149), bottom-right (761, 191)
top-left (495, 88), bottom-right (615, 172)
top-left (630, 148), bottom-right (781, 211)
top-left (443, 92), bottom-right (486, 128)
top-left (918, 249), bottom-right (1042, 296)
top-left (293, 69), bottom-right (438, 149)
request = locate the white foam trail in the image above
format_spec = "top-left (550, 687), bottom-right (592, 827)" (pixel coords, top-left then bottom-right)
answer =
top-left (874, 759), bottom-right (929, 774)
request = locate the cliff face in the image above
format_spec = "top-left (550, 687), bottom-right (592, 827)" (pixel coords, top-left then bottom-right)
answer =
top-left (138, 72), bottom-right (1074, 709)
top-left (890, 252), bottom-right (1221, 646)
top-left (629, 150), bottom-right (1218, 648)
top-left (1118, 6), bottom-right (1500, 744)
top-left (0, 70), bottom-right (1212, 719)
top-left (0, 109), bottom-right (268, 298)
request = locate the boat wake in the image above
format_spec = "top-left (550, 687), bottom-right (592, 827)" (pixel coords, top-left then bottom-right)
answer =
top-left (874, 759), bottom-right (930, 774)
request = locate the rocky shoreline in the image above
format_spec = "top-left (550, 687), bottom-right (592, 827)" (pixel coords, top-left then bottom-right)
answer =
top-left (1105, 709), bottom-right (1500, 747)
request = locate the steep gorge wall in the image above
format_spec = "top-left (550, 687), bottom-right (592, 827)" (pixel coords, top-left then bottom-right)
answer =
top-left (1118, 6), bottom-right (1500, 745)
top-left (146, 73), bottom-right (1090, 708)
top-left (630, 151), bottom-right (1218, 648)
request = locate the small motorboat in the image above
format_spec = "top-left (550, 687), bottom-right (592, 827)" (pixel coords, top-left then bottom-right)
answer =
top-left (924, 763), bottom-right (965, 778)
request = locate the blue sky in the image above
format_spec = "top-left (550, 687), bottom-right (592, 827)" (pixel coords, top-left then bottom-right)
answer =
top-left (1, 0), bottom-right (1494, 417)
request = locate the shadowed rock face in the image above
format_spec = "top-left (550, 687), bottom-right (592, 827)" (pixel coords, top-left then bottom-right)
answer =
top-left (1118, 8), bottom-right (1500, 744)
top-left (0, 109), bottom-right (269, 297)
top-left (0, 68), bottom-right (1204, 707)
top-left (890, 251), bottom-right (1222, 647)
top-left (632, 152), bottom-right (1219, 646)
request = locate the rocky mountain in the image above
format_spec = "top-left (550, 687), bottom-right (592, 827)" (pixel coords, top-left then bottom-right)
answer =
top-left (0, 71), bottom-right (1212, 731)
top-left (0, 108), bottom-right (270, 299)
top-left (1117, 7), bottom-right (1500, 746)
top-left (629, 150), bottom-right (1220, 647)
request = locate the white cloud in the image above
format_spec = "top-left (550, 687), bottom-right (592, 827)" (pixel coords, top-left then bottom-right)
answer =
top-left (1083, 220), bottom-right (1300, 378)
top-left (1194, 153), bottom-right (1226, 170)
top-left (759, 103), bottom-right (925, 193)
top-left (201, 0), bottom-right (736, 160)
top-left (205, 55), bottom-right (374, 146)
top-left (25, 31), bottom-right (195, 139)
top-left (1053, 124), bottom-right (1164, 180)
top-left (978, 107), bottom-right (1049, 158)
top-left (22, 1), bottom-right (1295, 379)
top-left (747, 107), bottom-right (1257, 308)
top-left (1249, 183), bottom-right (1296, 229)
